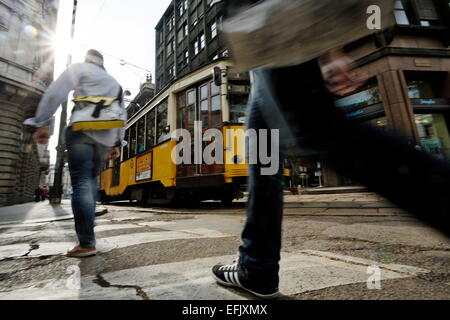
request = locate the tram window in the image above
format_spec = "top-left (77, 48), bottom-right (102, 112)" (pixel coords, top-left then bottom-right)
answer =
top-left (211, 95), bottom-right (221, 127)
top-left (211, 81), bottom-right (220, 96)
top-left (210, 81), bottom-right (222, 127)
top-left (156, 100), bottom-right (169, 144)
top-left (187, 89), bottom-right (196, 131)
top-left (129, 124), bottom-right (137, 158)
top-left (177, 92), bottom-right (186, 129)
top-left (230, 95), bottom-right (249, 124)
top-left (137, 117), bottom-right (145, 154)
top-left (200, 84), bottom-right (209, 128)
top-left (123, 129), bottom-right (130, 160)
top-left (146, 109), bottom-right (156, 149)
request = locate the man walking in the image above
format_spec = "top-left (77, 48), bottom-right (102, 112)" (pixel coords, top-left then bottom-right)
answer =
top-left (211, 1), bottom-right (450, 298)
top-left (25, 49), bottom-right (127, 258)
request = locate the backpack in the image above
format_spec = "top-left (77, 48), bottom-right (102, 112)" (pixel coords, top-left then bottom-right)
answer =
top-left (70, 87), bottom-right (126, 131)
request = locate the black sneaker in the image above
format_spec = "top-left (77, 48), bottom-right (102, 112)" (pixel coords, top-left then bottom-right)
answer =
top-left (212, 258), bottom-right (279, 299)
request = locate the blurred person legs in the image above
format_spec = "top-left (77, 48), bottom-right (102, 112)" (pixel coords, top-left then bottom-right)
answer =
top-left (213, 58), bottom-right (450, 298)
top-left (66, 127), bottom-right (108, 257)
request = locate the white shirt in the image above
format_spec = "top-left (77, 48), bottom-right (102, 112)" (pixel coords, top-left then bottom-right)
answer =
top-left (24, 62), bottom-right (127, 147)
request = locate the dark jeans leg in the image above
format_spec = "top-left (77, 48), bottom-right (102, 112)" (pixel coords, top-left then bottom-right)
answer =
top-left (66, 128), bottom-right (103, 248)
top-left (238, 91), bottom-right (284, 286)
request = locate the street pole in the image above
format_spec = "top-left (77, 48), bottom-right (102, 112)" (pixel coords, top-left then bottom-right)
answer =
top-left (51, 0), bottom-right (78, 204)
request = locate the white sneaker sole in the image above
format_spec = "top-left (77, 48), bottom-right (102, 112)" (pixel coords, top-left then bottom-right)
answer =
top-left (212, 272), bottom-right (280, 299)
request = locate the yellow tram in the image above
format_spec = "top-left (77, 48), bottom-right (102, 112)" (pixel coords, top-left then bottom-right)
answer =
top-left (99, 60), bottom-right (290, 205)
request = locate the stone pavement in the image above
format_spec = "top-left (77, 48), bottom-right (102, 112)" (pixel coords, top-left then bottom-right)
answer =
top-left (0, 193), bottom-right (448, 300)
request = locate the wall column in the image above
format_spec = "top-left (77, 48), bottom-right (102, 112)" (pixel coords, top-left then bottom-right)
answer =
top-left (377, 70), bottom-right (419, 144)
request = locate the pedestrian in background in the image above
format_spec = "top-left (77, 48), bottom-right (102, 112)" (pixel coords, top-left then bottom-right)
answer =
top-left (24, 49), bottom-right (127, 258)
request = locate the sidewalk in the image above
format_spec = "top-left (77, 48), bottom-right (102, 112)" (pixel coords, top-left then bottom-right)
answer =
top-left (298, 186), bottom-right (368, 195)
top-left (0, 201), bottom-right (74, 225)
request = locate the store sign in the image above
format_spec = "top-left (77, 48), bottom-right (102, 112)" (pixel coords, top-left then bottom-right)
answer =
top-left (414, 58), bottom-right (432, 67)
top-left (136, 152), bottom-right (152, 181)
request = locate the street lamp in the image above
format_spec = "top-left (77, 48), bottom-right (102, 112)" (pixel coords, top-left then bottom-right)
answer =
top-left (51, 0), bottom-right (78, 204)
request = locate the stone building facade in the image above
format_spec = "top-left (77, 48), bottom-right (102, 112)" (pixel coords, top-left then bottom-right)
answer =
top-left (296, 0), bottom-right (450, 188)
top-left (0, 0), bottom-right (59, 206)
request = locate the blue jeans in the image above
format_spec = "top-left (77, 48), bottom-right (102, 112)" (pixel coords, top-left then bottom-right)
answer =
top-left (238, 59), bottom-right (450, 286)
top-left (65, 127), bottom-right (108, 248)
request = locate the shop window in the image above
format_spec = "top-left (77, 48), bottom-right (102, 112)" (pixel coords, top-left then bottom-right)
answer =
top-left (407, 81), bottom-right (435, 99)
top-left (415, 114), bottom-right (450, 160)
top-left (335, 85), bottom-right (382, 110)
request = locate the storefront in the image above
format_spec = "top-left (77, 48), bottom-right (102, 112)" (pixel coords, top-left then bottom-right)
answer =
top-left (407, 72), bottom-right (450, 161)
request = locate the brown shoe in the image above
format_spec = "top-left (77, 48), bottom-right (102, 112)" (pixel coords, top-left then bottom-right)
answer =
top-left (67, 246), bottom-right (97, 258)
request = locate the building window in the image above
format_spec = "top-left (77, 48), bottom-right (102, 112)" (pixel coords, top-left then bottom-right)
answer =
top-left (0, 4), bottom-right (11, 30)
top-left (210, 21), bottom-right (217, 39)
top-left (394, 0), bottom-right (410, 25)
top-left (178, 49), bottom-right (189, 69)
top-left (178, 23), bottom-right (188, 43)
top-left (168, 64), bottom-right (176, 78)
top-left (191, 9), bottom-right (198, 28)
top-left (193, 39), bottom-right (199, 56)
top-left (178, 2), bottom-right (185, 17)
top-left (166, 39), bottom-right (175, 57)
top-left (413, 0), bottom-right (440, 26)
top-left (166, 15), bottom-right (175, 32)
top-left (200, 33), bottom-right (205, 49)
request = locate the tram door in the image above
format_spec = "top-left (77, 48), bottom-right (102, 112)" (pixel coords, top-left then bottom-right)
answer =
top-left (176, 81), bottom-right (223, 178)
top-left (176, 88), bottom-right (198, 178)
top-left (111, 158), bottom-right (121, 187)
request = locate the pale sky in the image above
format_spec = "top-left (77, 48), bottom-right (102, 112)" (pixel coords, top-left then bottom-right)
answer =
top-left (49, 0), bottom-right (173, 164)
